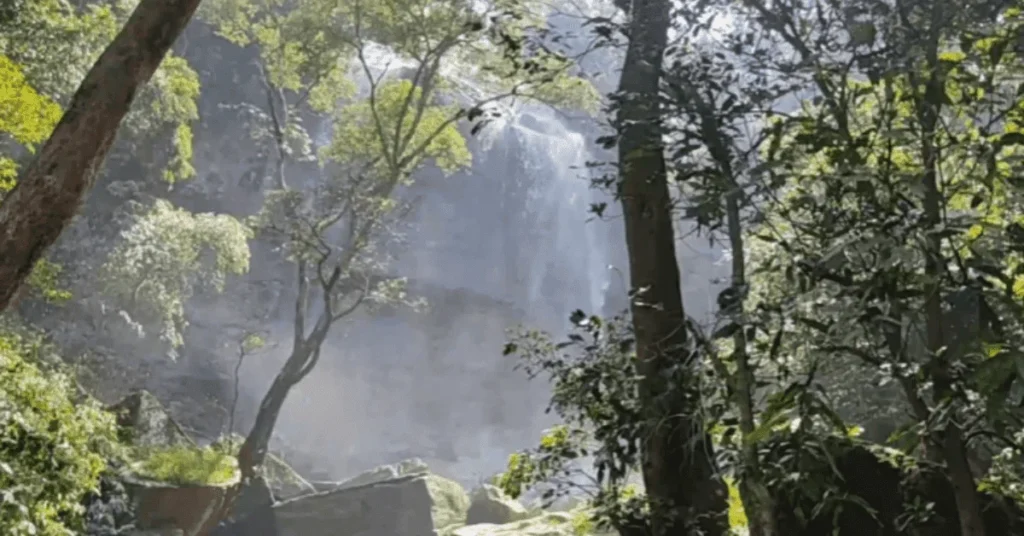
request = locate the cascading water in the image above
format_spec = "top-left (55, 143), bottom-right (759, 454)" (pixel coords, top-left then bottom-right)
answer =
top-left (400, 104), bottom-right (616, 320)
top-left (236, 83), bottom-right (626, 484)
top-left (177, 2), bottom-right (720, 486)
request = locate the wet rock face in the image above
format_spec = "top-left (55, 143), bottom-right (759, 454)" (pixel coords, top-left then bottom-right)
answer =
top-left (223, 476), bottom-right (273, 525)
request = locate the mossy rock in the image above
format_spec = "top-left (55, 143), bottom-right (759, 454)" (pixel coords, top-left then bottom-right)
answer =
top-left (109, 390), bottom-right (195, 449)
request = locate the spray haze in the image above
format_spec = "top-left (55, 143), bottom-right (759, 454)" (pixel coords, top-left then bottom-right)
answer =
top-left (85, 1), bottom-right (724, 488)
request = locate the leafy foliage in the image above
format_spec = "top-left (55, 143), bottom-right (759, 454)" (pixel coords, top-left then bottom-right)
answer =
top-left (0, 53), bottom-right (61, 158)
top-left (324, 79), bottom-right (471, 176)
top-left (133, 445), bottom-right (239, 486)
top-left (739, 0), bottom-right (1024, 479)
top-left (0, 328), bottom-right (122, 535)
top-left (99, 200), bottom-right (252, 349)
top-left (0, 0), bottom-right (201, 185)
top-left (501, 312), bottom-right (653, 534)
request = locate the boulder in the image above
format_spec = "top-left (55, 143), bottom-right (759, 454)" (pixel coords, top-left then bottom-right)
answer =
top-left (335, 458), bottom-right (430, 490)
top-left (123, 475), bottom-right (239, 536)
top-left (446, 512), bottom-right (580, 536)
top-left (112, 392), bottom-right (313, 503)
top-left (465, 484), bottom-right (531, 525)
top-left (262, 452), bottom-right (316, 500)
top-left (273, 472), bottom-right (469, 536)
top-left (109, 390), bottom-right (195, 448)
top-left (219, 462), bottom-right (470, 536)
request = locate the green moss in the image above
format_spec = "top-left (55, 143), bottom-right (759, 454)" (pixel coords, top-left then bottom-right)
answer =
top-left (725, 478), bottom-right (748, 531)
top-left (133, 445), bottom-right (239, 486)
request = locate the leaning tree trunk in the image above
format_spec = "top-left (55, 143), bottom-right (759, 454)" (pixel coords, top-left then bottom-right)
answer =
top-left (615, 0), bottom-right (729, 534)
top-left (236, 341), bottom-right (321, 481)
top-left (0, 0), bottom-right (203, 313)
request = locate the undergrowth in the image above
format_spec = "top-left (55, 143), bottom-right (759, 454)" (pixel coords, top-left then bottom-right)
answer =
top-left (133, 444), bottom-right (238, 486)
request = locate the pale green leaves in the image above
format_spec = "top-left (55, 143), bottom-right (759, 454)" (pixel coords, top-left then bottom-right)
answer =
top-left (241, 333), bottom-right (267, 354)
top-left (0, 54), bottom-right (62, 151)
top-left (198, 0), bottom-right (261, 46)
top-left (1, 0), bottom-right (202, 184)
top-left (25, 259), bottom-right (71, 304)
top-left (0, 53), bottom-right (62, 194)
top-left (308, 65), bottom-right (356, 113)
top-left (201, 0), bottom-right (353, 101)
top-left (0, 0), bottom-right (120, 99)
top-left (100, 200), bottom-right (252, 348)
top-left (345, 0), bottom-right (475, 58)
top-left (125, 55), bottom-right (201, 182)
top-left (324, 79), bottom-right (471, 176)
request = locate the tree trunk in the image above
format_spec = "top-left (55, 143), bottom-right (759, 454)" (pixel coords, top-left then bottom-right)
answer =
top-left (916, 7), bottom-right (986, 533)
top-left (615, 0), bottom-right (728, 534)
top-left (237, 360), bottom-right (303, 481)
top-left (0, 0), bottom-right (203, 313)
top-left (237, 336), bottom-right (322, 481)
top-left (725, 191), bottom-right (777, 536)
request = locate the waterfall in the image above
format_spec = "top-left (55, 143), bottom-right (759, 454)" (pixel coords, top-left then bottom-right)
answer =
top-left (174, 3), bottom-right (720, 485)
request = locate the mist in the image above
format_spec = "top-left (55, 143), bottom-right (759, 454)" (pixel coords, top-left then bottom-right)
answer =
top-left (23, 0), bottom-right (728, 492)
top-left (176, 7), bottom-right (727, 493)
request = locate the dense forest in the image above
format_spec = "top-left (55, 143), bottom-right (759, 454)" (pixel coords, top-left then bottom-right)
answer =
top-left (3, 0), bottom-right (1024, 535)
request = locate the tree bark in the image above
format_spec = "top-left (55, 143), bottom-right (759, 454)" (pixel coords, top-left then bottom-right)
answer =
top-left (0, 0), bottom-right (203, 313)
top-left (726, 189), bottom-right (777, 536)
top-left (615, 0), bottom-right (729, 534)
top-left (236, 353), bottom-right (307, 480)
top-left (915, 6), bottom-right (986, 534)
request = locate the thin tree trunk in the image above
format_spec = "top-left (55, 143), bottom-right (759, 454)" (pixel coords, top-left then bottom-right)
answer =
top-left (616, 0), bottom-right (728, 534)
top-left (686, 78), bottom-right (777, 535)
top-left (0, 0), bottom-right (203, 313)
top-left (915, 6), bottom-right (986, 534)
top-left (228, 349), bottom-right (246, 436)
top-left (236, 358), bottom-right (304, 480)
top-left (724, 189), bottom-right (778, 536)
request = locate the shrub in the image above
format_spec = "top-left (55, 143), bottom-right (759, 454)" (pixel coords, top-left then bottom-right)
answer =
top-left (0, 328), bottom-right (122, 536)
top-left (133, 445), bottom-right (238, 486)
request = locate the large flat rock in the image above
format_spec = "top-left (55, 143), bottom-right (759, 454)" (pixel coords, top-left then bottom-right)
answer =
top-left (218, 468), bottom-right (469, 536)
top-left (274, 474), bottom-right (439, 536)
